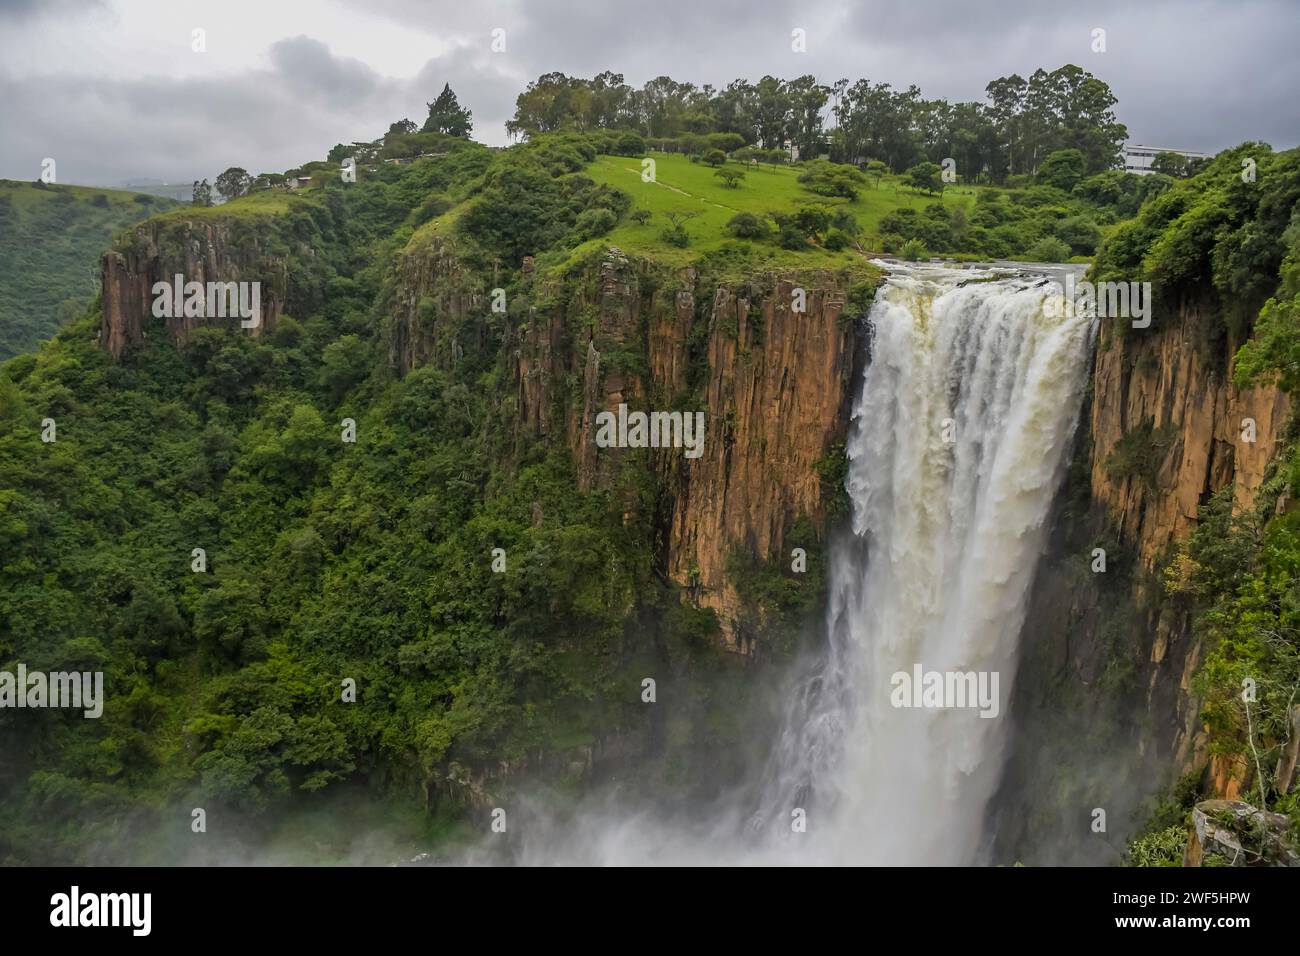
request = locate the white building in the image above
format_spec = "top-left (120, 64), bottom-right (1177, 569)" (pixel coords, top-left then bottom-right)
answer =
top-left (1124, 144), bottom-right (1209, 175)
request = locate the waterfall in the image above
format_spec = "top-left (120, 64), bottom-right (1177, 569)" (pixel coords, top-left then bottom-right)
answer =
top-left (499, 264), bottom-right (1096, 866)
top-left (751, 263), bottom-right (1097, 864)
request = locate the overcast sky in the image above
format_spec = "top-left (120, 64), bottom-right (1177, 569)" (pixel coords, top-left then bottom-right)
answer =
top-left (1, 0), bottom-right (1297, 187)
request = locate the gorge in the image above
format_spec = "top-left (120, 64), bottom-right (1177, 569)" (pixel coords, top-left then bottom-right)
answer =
top-left (3, 133), bottom-right (1297, 868)
top-left (485, 263), bottom-right (1102, 864)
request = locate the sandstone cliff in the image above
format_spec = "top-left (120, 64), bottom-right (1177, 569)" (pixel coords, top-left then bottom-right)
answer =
top-left (389, 239), bottom-right (872, 650)
top-left (99, 216), bottom-right (292, 358)
top-left (1090, 297), bottom-right (1291, 568)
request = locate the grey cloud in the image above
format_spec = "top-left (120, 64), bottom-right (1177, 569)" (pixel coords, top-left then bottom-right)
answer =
top-left (0, 0), bottom-right (104, 19)
top-left (268, 35), bottom-right (381, 100)
top-left (0, 36), bottom-right (477, 186)
top-left (0, 0), bottom-right (1297, 186)
top-left (407, 44), bottom-right (525, 138)
top-left (392, 0), bottom-right (1297, 154)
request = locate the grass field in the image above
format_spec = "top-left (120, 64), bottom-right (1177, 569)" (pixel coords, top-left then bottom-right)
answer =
top-left (0, 178), bottom-right (168, 211)
top-left (580, 151), bottom-right (980, 267)
top-left (152, 187), bottom-right (306, 222)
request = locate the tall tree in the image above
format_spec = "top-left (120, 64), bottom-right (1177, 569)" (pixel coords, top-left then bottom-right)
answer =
top-left (785, 75), bottom-right (830, 157)
top-left (753, 75), bottom-right (791, 150)
top-left (191, 179), bottom-right (213, 207)
top-left (423, 84), bottom-right (473, 138)
top-left (214, 167), bottom-right (252, 202)
top-left (984, 73), bottom-right (1027, 180)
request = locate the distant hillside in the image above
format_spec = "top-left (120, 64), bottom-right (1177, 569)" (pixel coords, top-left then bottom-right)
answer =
top-left (0, 179), bottom-right (179, 359)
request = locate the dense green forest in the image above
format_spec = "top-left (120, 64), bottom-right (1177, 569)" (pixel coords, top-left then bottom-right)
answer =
top-left (0, 131), bottom-right (830, 864)
top-left (0, 181), bottom-right (177, 360)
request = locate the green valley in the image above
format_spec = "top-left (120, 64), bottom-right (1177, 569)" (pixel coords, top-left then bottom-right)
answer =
top-left (0, 180), bottom-right (178, 360)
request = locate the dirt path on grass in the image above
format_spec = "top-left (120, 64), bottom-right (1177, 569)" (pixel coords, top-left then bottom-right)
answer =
top-left (606, 160), bottom-right (735, 210)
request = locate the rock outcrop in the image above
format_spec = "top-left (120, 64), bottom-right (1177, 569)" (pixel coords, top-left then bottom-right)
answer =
top-left (1184, 799), bottom-right (1300, 866)
top-left (99, 217), bottom-right (289, 358)
top-left (386, 232), bottom-right (481, 375)
top-left (1088, 300), bottom-right (1291, 786)
top-left (517, 251), bottom-right (865, 649)
top-left (662, 279), bottom-right (853, 646)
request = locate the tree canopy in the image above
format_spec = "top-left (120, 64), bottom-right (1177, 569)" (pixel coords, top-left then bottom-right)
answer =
top-left (422, 84), bottom-right (473, 138)
top-left (505, 64), bottom-right (1130, 183)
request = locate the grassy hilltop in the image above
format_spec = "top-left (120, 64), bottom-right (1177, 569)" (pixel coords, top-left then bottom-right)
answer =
top-left (395, 131), bottom-right (1150, 284)
top-left (581, 151), bottom-right (952, 264)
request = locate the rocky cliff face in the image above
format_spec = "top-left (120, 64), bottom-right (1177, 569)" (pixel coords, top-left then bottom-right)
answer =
top-left (662, 277), bottom-right (854, 649)
top-left (1090, 297), bottom-right (1291, 568)
top-left (98, 204), bottom-right (867, 650)
top-left (99, 217), bottom-right (289, 358)
top-left (385, 233), bottom-right (482, 376)
top-left (391, 239), bottom-right (870, 650)
top-left (511, 249), bottom-right (866, 652)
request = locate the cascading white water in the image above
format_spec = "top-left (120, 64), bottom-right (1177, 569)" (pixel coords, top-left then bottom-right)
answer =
top-left (502, 264), bottom-right (1096, 866)
top-left (753, 263), bottom-right (1097, 864)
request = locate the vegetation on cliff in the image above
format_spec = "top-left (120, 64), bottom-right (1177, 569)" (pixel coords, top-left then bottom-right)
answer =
top-left (1120, 153), bottom-right (1300, 864)
top-left (1092, 144), bottom-right (1300, 346)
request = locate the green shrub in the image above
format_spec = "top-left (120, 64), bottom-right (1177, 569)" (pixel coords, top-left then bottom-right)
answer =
top-left (778, 223), bottom-right (806, 250)
top-left (574, 206), bottom-right (618, 239)
top-left (900, 238), bottom-right (927, 261)
top-left (1126, 825), bottom-right (1188, 867)
top-left (906, 162), bottom-right (943, 195)
top-left (830, 209), bottom-right (861, 236)
top-left (824, 228), bottom-right (852, 251)
top-left (613, 132), bottom-right (645, 157)
top-left (1026, 235), bottom-right (1071, 262)
top-left (1053, 216), bottom-right (1102, 255)
top-left (797, 160), bottom-right (866, 199)
top-left (706, 132), bottom-right (746, 154)
top-left (661, 225), bottom-right (691, 247)
top-left (793, 205), bottom-right (831, 239)
top-left (726, 212), bottom-right (768, 239)
top-left (1105, 419), bottom-right (1177, 488)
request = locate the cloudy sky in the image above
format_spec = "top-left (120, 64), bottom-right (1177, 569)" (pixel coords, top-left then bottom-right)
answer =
top-left (1, 0), bottom-right (1297, 187)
